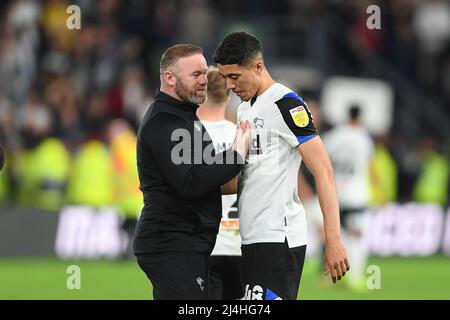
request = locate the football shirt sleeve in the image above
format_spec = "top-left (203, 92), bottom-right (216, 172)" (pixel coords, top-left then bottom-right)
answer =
top-left (274, 92), bottom-right (318, 147)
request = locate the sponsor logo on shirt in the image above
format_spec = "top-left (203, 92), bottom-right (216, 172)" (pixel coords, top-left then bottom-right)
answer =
top-left (289, 106), bottom-right (309, 127)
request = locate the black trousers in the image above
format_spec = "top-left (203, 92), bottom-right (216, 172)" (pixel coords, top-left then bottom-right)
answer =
top-left (136, 253), bottom-right (209, 300)
top-left (208, 255), bottom-right (243, 300)
top-left (241, 241), bottom-right (306, 300)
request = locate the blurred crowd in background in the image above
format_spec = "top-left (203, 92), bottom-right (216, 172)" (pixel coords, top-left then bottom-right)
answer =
top-left (0, 0), bottom-right (449, 214)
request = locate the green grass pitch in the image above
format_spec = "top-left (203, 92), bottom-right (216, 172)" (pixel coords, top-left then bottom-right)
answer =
top-left (0, 256), bottom-right (449, 300)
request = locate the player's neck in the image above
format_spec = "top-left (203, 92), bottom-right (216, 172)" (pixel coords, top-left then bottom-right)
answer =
top-left (255, 72), bottom-right (276, 98)
top-left (197, 103), bottom-right (226, 122)
top-left (349, 120), bottom-right (361, 127)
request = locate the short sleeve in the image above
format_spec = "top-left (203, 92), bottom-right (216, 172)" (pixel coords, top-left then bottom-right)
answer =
top-left (275, 92), bottom-right (317, 145)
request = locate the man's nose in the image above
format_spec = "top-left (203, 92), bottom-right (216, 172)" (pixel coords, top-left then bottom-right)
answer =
top-left (226, 78), bottom-right (235, 90)
top-left (199, 74), bottom-right (207, 85)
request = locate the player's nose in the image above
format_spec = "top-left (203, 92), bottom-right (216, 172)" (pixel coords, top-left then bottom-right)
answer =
top-left (225, 78), bottom-right (235, 90)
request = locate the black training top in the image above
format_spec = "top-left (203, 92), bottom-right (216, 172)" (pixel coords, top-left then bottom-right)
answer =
top-left (133, 90), bottom-right (244, 255)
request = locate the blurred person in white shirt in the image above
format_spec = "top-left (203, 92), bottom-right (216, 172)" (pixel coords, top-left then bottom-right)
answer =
top-left (197, 66), bottom-right (243, 300)
top-left (323, 105), bottom-right (375, 291)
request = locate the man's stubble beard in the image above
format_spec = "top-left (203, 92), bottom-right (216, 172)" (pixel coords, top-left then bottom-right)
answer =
top-left (175, 79), bottom-right (207, 105)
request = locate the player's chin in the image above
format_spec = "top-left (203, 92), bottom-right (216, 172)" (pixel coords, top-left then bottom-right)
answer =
top-left (238, 94), bottom-right (250, 102)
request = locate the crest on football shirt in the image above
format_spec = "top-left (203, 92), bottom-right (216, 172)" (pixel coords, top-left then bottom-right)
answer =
top-left (289, 106), bottom-right (309, 127)
top-left (253, 117), bottom-right (264, 128)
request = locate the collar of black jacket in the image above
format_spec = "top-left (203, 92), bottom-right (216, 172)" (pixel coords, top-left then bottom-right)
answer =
top-left (155, 89), bottom-right (200, 114)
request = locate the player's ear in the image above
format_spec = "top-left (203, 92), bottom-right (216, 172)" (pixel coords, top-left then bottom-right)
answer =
top-left (255, 60), bottom-right (264, 74)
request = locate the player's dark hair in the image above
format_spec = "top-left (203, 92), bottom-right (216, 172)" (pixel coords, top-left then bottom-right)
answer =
top-left (213, 32), bottom-right (263, 67)
top-left (349, 104), bottom-right (361, 121)
top-left (160, 44), bottom-right (203, 74)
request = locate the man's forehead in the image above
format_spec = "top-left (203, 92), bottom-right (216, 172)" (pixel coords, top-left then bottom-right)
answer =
top-left (218, 64), bottom-right (243, 76)
top-left (177, 54), bottom-right (207, 72)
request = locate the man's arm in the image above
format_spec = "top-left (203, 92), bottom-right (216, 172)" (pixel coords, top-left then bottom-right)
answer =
top-left (144, 113), bottom-right (249, 200)
top-left (298, 136), bottom-right (350, 283)
top-left (221, 175), bottom-right (238, 195)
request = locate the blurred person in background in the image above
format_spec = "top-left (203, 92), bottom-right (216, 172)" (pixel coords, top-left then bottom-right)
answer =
top-left (214, 32), bottom-right (349, 300)
top-left (322, 105), bottom-right (376, 291)
top-left (197, 66), bottom-right (243, 300)
top-left (412, 135), bottom-right (449, 206)
top-left (370, 133), bottom-right (398, 207)
top-left (30, 136), bottom-right (71, 212)
top-left (120, 65), bottom-right (151, 131)
top-left (44, 75), bottom-right (84, 150)
top-left (133, 44), bottom-right (251, 300)
top-left (175, 0), bottom-right (217, 58)
top-left (413, 0), bottom-right (450, 94)
top-left (0, 98), bottom-right (14, 203)
top-left (14, 89), bottom-right (59, 208)
top-left (0, 2), bottom-right (40, 106)
top-left (65, 130), bottom-right (114, 210)
top-left (0, 95), bottom-right (12, 174)
top-left (107, 118), bottom-right (142, 259)
top-left (0, 145), bottom-right (4, 171)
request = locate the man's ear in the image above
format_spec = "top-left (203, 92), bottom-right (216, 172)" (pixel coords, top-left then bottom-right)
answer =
top-left (164, 71), bottom-right (176, 87)
top-left (255, 60), bottom-right (264, 74)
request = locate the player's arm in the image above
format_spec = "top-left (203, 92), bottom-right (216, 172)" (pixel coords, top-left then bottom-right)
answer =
top-left (221, 175), bottom-right (238, 195)
top-left (274, 92), bottom-right (349, 282)
top-left (298, 136), bottom-right (350, 283)
top-left (297, 168), bottom-right (314, 201)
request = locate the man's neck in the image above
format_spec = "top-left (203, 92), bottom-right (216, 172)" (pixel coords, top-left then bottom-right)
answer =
top-left (197, 102), bottom-right (226, 122)
top-left (160, 85), bottom-right (182, 101)
top-left (255, 71), bottom-right (276, 98)
top-left (350, 120), bottom-right (361, 127)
